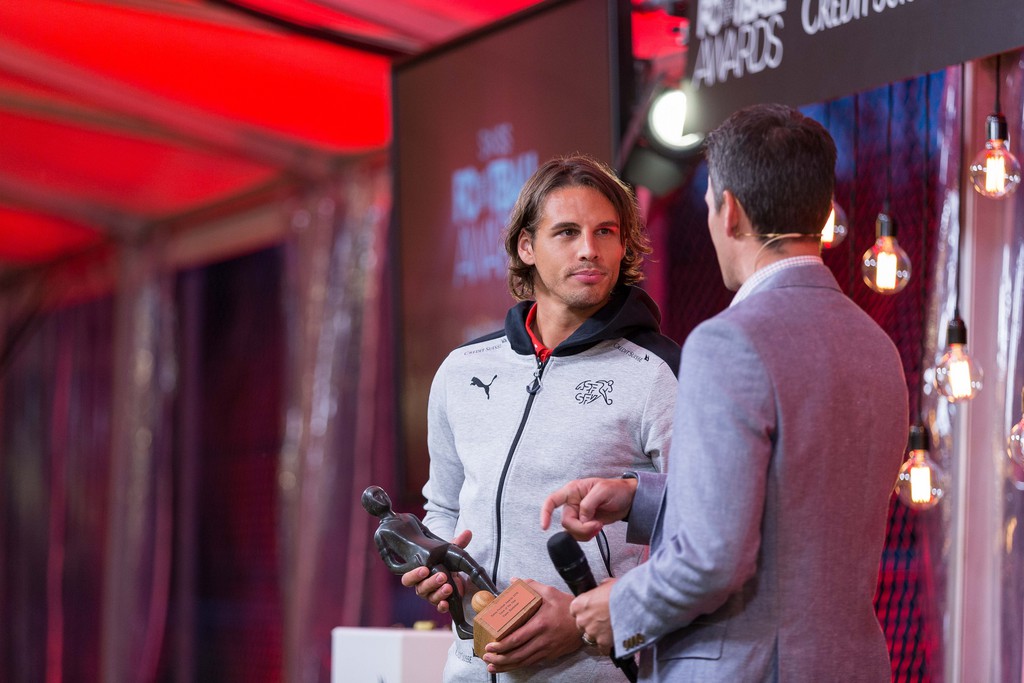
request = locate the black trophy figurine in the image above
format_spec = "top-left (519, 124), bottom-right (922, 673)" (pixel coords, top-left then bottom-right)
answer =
top-left (362, 485), bottom-right (498, 639)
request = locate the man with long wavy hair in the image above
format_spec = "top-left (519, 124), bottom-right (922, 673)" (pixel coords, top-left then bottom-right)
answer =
top-left (403, 154), bottom-right (680, 682)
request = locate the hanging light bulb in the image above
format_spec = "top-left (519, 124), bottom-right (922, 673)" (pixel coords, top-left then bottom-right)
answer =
top-left (820, 198), bottom-right (849, 249)
top-left (934, 314), bottom-right (983, 402)
top-left (969, 114), bottom-right (1021, 198)
top-left (861, 212), bottom-right (911, 293)
top-left (1008, 387), bottom-right (1024, 469)
top-left (895, 424), bottom-right (946, 510)
top-left (969, 55), bottom-right (1021, 198)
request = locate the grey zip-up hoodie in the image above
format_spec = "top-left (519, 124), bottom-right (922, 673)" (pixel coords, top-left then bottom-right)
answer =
top-left (423, 286), bottom-right (679, 682)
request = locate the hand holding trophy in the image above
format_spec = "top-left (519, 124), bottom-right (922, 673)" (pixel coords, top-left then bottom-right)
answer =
top-left (362, 485), bottom-right (541, 655)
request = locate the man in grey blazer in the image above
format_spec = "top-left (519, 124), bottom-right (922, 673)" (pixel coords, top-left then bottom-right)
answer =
top-left (541, 103), bottom-right (909, 682)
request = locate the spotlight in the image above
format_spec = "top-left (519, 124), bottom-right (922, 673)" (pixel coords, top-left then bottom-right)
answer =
top-left (621, 81), bottom-right (703, 196)
top-left (646, 86), bottom-right (703, 155)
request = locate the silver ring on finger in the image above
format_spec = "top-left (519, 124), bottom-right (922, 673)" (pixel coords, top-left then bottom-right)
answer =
top-left (581, 632), bottom-right (597, 647)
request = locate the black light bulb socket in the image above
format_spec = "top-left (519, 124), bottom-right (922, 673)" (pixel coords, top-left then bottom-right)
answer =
top-left (946, 316), bottom-right (967, 345)
top-left (876, 212), bottom-right (896, 237)
top-left (987, 113), bottom-right (1009, 143)
top-left (908, 423), bottom-right (931, 452)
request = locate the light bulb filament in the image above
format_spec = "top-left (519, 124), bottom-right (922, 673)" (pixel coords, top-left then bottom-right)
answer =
top-left (949, 356), bottom-right (973, 399)
top-left (909, 463), bottom-right (932, 504)
top-left (985, 154), bottom-right (1007, 194)
top-left (876, 251), bottom-right (897, 290)
top-left (821, 207), bottom-right (836, 246)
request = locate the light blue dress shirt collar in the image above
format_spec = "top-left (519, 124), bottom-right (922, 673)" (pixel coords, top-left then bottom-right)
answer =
top-left (730, 255), bottom-right (824, 307)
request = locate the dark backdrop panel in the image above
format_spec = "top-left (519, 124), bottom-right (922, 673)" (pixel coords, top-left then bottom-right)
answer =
top-left (1, 298), bottom-right (114, 683)
top-left (189, 248), bottom-right (285, 682)
top-left (683, 0), bottom-right (1023, 134)
top-left (393, 0), bottom-right (631, 502)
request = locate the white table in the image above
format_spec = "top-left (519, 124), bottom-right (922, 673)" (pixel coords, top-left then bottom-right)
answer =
top-left (331, 627), bottom-right (454, 683)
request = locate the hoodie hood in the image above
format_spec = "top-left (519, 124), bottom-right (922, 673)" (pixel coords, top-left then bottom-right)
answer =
top-left (504, 285), bottom-right (674, 364)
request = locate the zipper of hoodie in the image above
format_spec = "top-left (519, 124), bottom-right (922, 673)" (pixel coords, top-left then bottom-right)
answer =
top-left (490, 355), bottom-right (548, 584)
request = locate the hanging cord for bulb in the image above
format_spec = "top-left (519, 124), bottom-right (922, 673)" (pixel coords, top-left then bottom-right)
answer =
top-left (886, 83), bottom-right (894, 218)
top-left (917, 74), bottom-right (931, 422)
top-left (955, 63), bottom-right (966, 318)
top-left (848, 94), bottom-right (859, 296)
top-left (995, 54), bottom-right (1002, 115)
top-left (824, 98), bottom-right (832, 241)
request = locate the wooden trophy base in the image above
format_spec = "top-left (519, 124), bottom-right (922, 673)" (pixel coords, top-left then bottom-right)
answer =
top-left (471, 579), bottom-right (543, 658)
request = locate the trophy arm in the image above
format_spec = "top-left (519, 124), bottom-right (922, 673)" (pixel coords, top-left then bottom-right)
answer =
top-left (429, 565), bottom-right (474, 640)
top-left (445, 547), bottom-right (499, 595)
top-left (374, 528), bottom-right (422, 575)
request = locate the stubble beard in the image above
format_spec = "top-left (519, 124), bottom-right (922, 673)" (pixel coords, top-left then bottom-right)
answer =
top-left (558, 270), bottom-right (615, 311)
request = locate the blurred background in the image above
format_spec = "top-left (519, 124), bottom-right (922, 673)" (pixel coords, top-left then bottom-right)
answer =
top-left (1, 1), bottom-right (1023, 681)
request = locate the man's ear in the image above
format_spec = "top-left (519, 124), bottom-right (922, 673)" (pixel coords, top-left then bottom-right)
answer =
top-left (518, 231), bottom-right (536, 265)
top-left (720, 190), bottom-right (741, 238)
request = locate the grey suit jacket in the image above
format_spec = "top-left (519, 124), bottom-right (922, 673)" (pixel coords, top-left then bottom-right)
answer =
top-left (610, 263), bottom-right (908, 682)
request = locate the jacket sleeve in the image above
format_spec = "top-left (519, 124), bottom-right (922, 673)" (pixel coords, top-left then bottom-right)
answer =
top-left (623, 356), bottom-right (676, 544)
top-left (421, 357), bottom-right (462, 543)
top-left (625, 470), bottom-right (667, 546)
top-left (639, 359), bottom-right (678, 475)
top-left (609, 316), bottom-right (775, 657)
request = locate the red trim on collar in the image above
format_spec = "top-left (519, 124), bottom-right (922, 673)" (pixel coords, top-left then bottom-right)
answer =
top-left (525, 303), bottom-right (552, 362)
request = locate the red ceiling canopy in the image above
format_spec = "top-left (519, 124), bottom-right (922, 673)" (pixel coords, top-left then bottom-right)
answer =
top-left (0, 0), bottom-right (684, 270)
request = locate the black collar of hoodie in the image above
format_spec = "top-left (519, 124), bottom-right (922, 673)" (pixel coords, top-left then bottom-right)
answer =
top-left (504, 285), bottom-right (663, 358)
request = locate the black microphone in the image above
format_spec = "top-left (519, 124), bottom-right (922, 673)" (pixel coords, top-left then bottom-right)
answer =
top-left (547, 532), bottom-right (638, 683)
top-left (547, 531), bottom-right (598, 595)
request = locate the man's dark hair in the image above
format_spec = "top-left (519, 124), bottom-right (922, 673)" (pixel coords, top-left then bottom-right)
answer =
top-left (704, 103), bottom-right (836, 237)
top-left (503, 154), bottom-right (650, 301)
